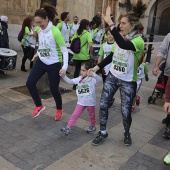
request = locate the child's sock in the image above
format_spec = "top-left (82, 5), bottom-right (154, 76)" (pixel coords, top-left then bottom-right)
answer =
top-left (66, 126), bottom-right (71, 130)
top-left (101, 130), bottom-right (107, 135)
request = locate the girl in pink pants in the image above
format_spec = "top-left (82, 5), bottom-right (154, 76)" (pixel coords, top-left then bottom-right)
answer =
top-left (60, 62), bottom-right (102, 135)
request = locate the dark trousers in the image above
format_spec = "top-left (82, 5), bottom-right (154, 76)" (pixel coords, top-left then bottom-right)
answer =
top-left (21, 45), bottom-right (30, 68)
top-left (166, 115), bottom-right (170, 126)
top-left (164, 75), bottom-right (170, 126)
top-left (26, 59), bottom-right (62, 109)
top-left (99, 72), bottom-right (137, 133)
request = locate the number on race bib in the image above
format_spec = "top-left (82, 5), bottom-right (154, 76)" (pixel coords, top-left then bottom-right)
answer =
top-left (114, 64), bottom-right (126, 73)
top-left (78, 88), bottom-right (90, 95)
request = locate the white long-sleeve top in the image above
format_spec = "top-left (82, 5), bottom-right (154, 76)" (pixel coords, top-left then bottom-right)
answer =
top-left (63, 73), bottom-right (102, 106)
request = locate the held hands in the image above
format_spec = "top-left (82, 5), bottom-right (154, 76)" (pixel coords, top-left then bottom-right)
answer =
top-left (87, 65), bottom-right (100, 77)
top-left (87, 69), bottom-right (94, 77)
top-left (59, 69), bottom-right (66, 78)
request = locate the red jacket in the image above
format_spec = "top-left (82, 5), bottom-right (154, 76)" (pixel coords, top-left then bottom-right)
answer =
top-left (165, 76), bottom-right (170, 102)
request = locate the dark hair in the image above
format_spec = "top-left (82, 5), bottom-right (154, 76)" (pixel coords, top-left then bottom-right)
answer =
top-left (54, 18), bottom-right (60, 26)
top-left (73, 16), bottom-right (79, 19)
top-left (60, 12), bottom-right (69, 21)
top-left (138, 23), bottom-right (144, 33)
top-left (105, 27), bottom-right (111, 35)
top-left (77, 19), bottom-right (89, 35)
top-left (81, 62), bottom-right (92, 70)
top-left (89, 21), bottom-right (95, 27)
top-left (34, 3), bottom-right (57, 23)
top-left (96, 21), bottom-right (102, 28)
top-left (21, 17), bottom-right (33, 35)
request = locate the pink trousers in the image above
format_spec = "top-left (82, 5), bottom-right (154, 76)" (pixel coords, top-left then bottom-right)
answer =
top-left (67, 104), bottom-right (96, 128)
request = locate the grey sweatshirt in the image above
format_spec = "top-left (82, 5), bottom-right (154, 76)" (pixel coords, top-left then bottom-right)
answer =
top-left (157, 33), bottom-right (170, 76)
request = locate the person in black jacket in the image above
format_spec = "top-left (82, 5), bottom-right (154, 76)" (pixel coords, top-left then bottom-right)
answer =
top-left (0, 16), bottom-right (9, 48)
top-left (89, 6), bottom-right (145, 146)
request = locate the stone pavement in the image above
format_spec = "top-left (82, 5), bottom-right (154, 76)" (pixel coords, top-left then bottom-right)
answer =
top-left (0, 44), bottom-right (170, 170)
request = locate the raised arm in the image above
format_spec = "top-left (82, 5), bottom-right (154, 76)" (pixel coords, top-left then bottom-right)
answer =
top-left (102, 6), bottom-right (136, 51)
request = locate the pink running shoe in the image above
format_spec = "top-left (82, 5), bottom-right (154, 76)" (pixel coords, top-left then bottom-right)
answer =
top-left (31, 105), bottom-right (46, 118)
top-left (55, 109), bottom-right (63, 121)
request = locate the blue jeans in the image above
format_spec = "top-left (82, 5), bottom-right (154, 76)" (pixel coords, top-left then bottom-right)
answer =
top-left (26, 59), bottom-right (62, 109)
top-left (99, 72), bottom-right (137, 133)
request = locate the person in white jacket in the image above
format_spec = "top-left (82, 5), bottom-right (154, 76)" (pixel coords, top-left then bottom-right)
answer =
top-left (60, 61), bottom-right (102, 135)
top-left (26, 3), bottom-right (68, 121)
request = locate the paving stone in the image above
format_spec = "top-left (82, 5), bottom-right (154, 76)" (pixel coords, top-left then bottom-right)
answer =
top-left (0, 99), bottom-right (25, 115)
top-left (0, 156), bottom-right (21, 170)
top-left (148, 128), bottom-right (170, 151)
top-left (0, 117), bottom-right (7, 124)
top-left (139, 143), bottom-right (167, 160)
top-left (0, 114), bottom-right (96, 169)
top-left (136, 165), bottom-right (147, 170)
top-left (119, 152), bottom-right (168, 170)
top-left (3, 153), bottom-right (21, 164)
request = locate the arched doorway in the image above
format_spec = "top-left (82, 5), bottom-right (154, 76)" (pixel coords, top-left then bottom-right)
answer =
top-left (159, 7), bottom-right (170, 35)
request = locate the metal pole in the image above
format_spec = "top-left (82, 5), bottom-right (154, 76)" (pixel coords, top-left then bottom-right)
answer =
top-left (145, 0), bottom-right (159, 63)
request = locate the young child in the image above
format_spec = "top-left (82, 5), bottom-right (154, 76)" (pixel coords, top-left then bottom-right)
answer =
top-left (60, 62), bottom-right (102, 135)
top-left (89, 21), bottom-right (96, 40)
top-left (97, 28), bottom-right (115, 107)
top-left (97, 28), bottom-right (114, 82)
top-left (93, 21), bottom-right (103, 44)
top-left (132, 58), bottom-right (149, 111)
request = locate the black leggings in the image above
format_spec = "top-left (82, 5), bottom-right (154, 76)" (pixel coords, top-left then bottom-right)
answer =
top-left (26, 59), bottom-right (62, 109)
top-left (21, 45), bottom-right (30, 67)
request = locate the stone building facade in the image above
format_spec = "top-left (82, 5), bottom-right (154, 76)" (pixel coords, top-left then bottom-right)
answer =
top-left (0, 0), bottom-right (170, 51)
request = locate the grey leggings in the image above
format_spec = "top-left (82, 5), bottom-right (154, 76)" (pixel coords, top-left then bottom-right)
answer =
top-left (99, 72), bottom-right (137, 133)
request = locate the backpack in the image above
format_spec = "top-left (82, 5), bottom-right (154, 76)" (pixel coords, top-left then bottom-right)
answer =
top-left (18, 31), bottom-right (24, 42)
top-left (70, 32), bottom-right (87, 54)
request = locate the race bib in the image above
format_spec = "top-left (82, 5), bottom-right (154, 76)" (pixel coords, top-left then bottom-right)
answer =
top-left (37, 48), bottom-right (51, 58)
top-left (76, 83), bottom-right (92, 96)
top-left (112, 61), bottom-right (128, 75)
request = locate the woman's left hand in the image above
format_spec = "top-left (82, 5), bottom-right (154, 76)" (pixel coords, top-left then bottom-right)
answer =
top-left (59, 69), bottom-right (66, 77)
top-left (102, 6), bottom-right (112, 25)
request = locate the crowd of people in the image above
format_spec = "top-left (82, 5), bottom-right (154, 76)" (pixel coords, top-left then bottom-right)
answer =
top-left (1, 1), bottom-right (170, 164)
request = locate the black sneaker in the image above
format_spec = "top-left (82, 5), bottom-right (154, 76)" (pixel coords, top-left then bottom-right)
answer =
top-left (162, 117), bottom-right (167, 124)
top-left (124, 132), bottom-right (132, 146)
top-left (92, 131), bottom-right (108, 146)
top-left (163, 126), bottom-right (170, 138)
top-left (87, 125), bottom-right (96, 133)
top-left (61, 127), bottom-right (70, 135)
